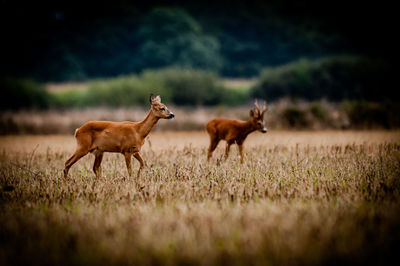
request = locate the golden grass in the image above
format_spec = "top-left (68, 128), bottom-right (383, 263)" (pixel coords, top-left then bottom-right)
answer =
top-left (1, 130), bottom-right (398, 154)
top-left (1, 131), bottom-right (400, 265)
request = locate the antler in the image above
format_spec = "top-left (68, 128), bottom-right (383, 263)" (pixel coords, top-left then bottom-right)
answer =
top-left (262, 101), bottom-right (267, 111)
top-left (254, 99), bottom-right (268, 118)
top-left (261, 101), bottom-right (268, 117)
top-left (254, 99), bottom-right (260, 110)
top-left (254, 99), bottom-right (267, 111)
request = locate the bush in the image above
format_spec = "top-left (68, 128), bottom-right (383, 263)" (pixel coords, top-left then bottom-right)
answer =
top-left (251, 56), bottom-right (396, 102)
top-left (343, 101), bottom-right (400, 129)
top-left (83, 75), bottom-right (167, 107)
top-left (52, 90), bottom-right (87, 108)
top-left (281, 106), bottom-right (309, 128)
top-left (144, 68), bottom-right (225, 105)
top-left (52, 68), bottom-right (226, 107)
top-left (221, 88), bottom-right (250, 106)
top-left (1, 78), bottom-right (51, 110)
top-left (309, 101), bottom-right (327, 121)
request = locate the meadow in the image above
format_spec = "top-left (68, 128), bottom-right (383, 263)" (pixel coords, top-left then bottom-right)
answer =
top-left (1, 131), bottom-right (400, 265)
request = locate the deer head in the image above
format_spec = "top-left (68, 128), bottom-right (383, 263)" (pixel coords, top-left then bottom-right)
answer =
top-left (150, 94), bottom-right (175, 119)
top-left (250, 99), bottom-right (268, 133)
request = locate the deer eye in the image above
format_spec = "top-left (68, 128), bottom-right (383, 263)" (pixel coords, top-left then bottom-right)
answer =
top-left (160, 107), bottom-right (165, 111)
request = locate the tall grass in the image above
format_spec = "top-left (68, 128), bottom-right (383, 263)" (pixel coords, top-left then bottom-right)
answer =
top-left (1, 132), bottom-right (400, 265)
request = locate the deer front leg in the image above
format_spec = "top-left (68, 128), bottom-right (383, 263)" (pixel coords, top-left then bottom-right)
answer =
top-left (93, 151), bottom-right (104, 178)
top-left (133, 152), bottom-right (145, 177)
top-left (124, 152), bottom-right (133, 177)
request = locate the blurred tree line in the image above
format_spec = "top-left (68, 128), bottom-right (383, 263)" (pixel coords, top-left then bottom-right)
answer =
top-left (1, 0), bottom-right (398, 130)
top-left (1, 57), bottom-right (400, 129)
top-left (2, 0), bottom-right (394, 81)
top-left (251, 56), bottom-right (397, 101)
top-left (52, 68), bottom-right (226, 108)
top-left (1, 56), bottom-right (397, 111)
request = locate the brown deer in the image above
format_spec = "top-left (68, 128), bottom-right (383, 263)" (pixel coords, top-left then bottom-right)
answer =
top-left (206, 100), bottom-right (267, 163)
top-left (63, 94), bottom-right (174, 179)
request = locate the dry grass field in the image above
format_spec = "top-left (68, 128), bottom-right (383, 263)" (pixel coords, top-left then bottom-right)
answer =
top-left (1, 130), bottom-right (400, 265)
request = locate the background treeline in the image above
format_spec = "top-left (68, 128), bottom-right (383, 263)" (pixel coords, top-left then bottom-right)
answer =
top-left (1, 56), bottom-right (399, 130)
top-left (251, 56), bottom-right (397, 101)
top-left (1, 1), bottom-right (395, 81)
top-left (1, 56), bottom-right (397, 109)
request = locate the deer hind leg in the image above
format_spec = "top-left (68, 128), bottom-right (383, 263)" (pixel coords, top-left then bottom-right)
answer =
top-left (64, 148), bottom-right (89, 178)
top-left (207, 137), bottom-right (220, 161)
top-left (133, 152), bottom-right (145, 177)
top-left (64, 132), bottom-right (91, 178)
top-left (224, 140), bottom-right (234, 161)
top-left (238, 144), bottom-right (244, 163)
top-left (92, 151), bottom-right (104, 178)
top-left (124, 152), bottom-right (133, 177)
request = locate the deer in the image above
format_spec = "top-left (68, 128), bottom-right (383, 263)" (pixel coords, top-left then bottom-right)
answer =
top-left (206, 100), bottom-right (267, 163)
top-left (63, 94), bottom-right (174, 179)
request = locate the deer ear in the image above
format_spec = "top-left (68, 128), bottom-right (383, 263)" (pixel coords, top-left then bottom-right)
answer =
top-left (149, 94), bottom-right (155, 104)
top-left (249, 109), bottom-right (255, 118)
top-left (150, 94), bottom-right (161, 104)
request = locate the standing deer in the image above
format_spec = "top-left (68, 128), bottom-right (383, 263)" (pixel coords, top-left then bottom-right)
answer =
top-left (206, 100), bottom-right (267, 163)
top-left (63, 94), bottom-right (174, 178)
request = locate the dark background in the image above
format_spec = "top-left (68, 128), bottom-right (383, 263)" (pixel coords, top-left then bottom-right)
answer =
top-left (1, 0), bottom-right (396, 81)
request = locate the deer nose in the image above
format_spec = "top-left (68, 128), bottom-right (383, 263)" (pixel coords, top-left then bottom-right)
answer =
top-left (168, 113), bottom-right (175, 119)
top-left (262, 128), bottom-right (267, 133)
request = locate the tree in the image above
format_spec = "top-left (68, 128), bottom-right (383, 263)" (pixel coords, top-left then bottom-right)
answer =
top-left (134, 7), bottom-right (222, 72)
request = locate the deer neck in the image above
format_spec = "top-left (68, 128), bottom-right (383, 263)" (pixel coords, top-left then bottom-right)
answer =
top-left (243, 120), bottom-right (257, 135)
top-left (137, 108), bottom-right (160, 138)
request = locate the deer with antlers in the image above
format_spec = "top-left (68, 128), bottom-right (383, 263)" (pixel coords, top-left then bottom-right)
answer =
top-left (206, 100), bottom-right (268, 163)
top-left (63, 94), bottom-right (174, 179)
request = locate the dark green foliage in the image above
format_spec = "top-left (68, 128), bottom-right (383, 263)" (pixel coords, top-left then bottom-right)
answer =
top-left (148, 68), bottom-right (224, 106)
top-left (251, 56), bottom-right (396, 102)
top-left (52, 90), bottom-right (87, 108)
top-left (1, 78), bottom-right (51, 110)
top-left (54, 68), bottom-right (225, 107)
top-left (2, 2), bottom-right (360, 81)
top-left (309, 102), bottom-right (327, 121)
top-left (83, 76), bottom-right (167, 107)
top-left (221, 89), bottom-right (250, 106)
top-left (343, 101), bottom-right (400, 129)
top-left (135, 8), bottom-right (222, 72)
top-left (281, 106), bottom-right (309, 128)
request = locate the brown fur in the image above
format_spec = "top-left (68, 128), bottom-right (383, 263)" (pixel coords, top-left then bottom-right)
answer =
top-left (206, 102), bottom-right (267, 163)
top-left (63, 94), bottom-right (174, 178)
